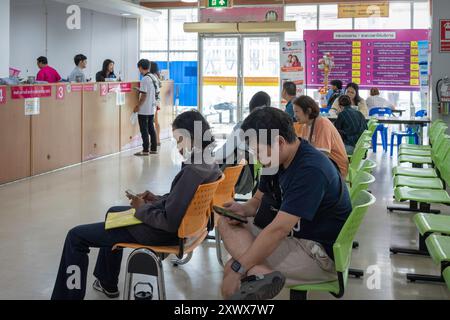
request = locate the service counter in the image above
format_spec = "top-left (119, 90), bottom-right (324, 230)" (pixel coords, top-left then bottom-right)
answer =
top-left (0, 80), bottom-right (174, 185)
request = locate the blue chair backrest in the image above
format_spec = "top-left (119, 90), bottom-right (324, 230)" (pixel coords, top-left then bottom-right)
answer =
top-left (415, 110), bottom-right (427, 117)
top-left (369, 107), bottom-right (393, 117)
top-left (320, 108), bottom-right (330, 114)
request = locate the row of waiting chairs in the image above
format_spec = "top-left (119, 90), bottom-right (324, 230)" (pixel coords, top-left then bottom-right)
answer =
top-left (389, 120), bottom-right (450, 291)
top-left (113, 127), bottom-right (380, 300)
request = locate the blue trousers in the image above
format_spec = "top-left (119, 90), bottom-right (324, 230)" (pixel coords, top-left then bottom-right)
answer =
top-left (51, 207), bottom-right (139, 300)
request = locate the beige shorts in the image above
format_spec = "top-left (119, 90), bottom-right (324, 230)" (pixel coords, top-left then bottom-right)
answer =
top-left (249, 223), bottom-right (337, 286)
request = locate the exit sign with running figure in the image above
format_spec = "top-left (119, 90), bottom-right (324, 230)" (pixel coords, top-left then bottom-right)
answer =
top-left (208, 0), bottom-right (231, 9)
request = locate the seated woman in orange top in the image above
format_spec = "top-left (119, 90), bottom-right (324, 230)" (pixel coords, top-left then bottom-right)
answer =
top-left (293, 95), bottom-right (349, 177)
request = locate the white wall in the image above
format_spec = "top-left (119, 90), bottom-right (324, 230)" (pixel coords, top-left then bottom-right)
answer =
top-left (0, 0), bottom-right (10, 77)
top-left (430, 0), bottom-right (450, 122)
top-left (10, 0), bottom-right (139, 81)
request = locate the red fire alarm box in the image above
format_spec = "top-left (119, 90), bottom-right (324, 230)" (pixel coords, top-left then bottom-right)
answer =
top-left (441, 19), bottom-right (450, 52)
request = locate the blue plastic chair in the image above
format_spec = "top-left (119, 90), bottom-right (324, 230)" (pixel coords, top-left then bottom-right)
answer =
top-left (369, 107), bottom-right (393, 153)
top-left (389, 110), bottom-right (426, 156)
top-left (320, 108), bottom-right (331, 115)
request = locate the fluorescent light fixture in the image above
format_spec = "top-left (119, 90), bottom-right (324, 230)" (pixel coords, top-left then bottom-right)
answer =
top-left (121, 13), bottom-right (131, 16)
top-left (181, 0), bottom-right (198, 3)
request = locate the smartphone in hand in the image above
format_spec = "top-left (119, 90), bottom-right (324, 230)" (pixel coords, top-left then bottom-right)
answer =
top-left (125, 189), bottom-right (138, 199)
top-left (213, 205), bottom-right (248, 224)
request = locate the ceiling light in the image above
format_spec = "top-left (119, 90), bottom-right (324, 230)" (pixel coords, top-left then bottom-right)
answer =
top-left (181, 0), bottom-right (198, 3)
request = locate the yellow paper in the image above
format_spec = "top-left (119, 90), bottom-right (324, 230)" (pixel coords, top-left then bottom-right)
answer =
top-left (105, 208), bottom-right (143, 230)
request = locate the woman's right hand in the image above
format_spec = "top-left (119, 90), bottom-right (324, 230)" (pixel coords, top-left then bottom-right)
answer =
top-left (138, 191), bottom-right (158, 202)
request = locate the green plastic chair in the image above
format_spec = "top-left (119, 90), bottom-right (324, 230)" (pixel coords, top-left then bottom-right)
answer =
top-left (289, 190), bottom-right (376, 300)
top-left (419, 234), bottom-right (450, 289)
top-left (350, 171), bottom-right (376, 200)
top-left (347, 142), bottom-right (371, 182)
top-left (398, 134), bottom-right (449, 168)
top-left (394, 142), bottom-right (450, 190)
top-left (401, 121), bottom-right (446, 152)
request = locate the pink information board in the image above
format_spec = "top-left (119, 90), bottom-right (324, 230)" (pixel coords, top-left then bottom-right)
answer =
top-left (304, 29), bottom-right (430, 91)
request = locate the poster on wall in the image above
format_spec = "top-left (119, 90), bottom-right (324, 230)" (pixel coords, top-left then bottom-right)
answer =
top-left (24, 98), bottom-right (40, 116)
top-left (0, 86), bottom-right (6, 104)
top-left (304, 29), bottom-right (430, 91)
top-left (281, 41), bottom-right (306, 97)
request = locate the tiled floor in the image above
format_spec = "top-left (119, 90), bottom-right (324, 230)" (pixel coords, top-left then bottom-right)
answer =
top-left (0, 140), bottom-right (449, 300)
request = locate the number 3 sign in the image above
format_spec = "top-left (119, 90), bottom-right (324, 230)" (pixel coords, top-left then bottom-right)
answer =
top-left (56, 85), bottom-right (66, 100)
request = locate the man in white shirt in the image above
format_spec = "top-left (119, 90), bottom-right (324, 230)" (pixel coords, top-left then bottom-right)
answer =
top-left (134, 59), bottom-right (158, 156)
top-left (68, 54), bottom-right (88, 83)
top-left (366, 87), bottom-right (395, 111)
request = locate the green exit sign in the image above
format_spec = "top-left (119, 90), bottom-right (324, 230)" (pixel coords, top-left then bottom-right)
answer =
top-left (208, 0), bottom-right (230, 8)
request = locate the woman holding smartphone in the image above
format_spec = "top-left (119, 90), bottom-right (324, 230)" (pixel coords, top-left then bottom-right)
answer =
top-left (51, 111), bottom-right (221, 300)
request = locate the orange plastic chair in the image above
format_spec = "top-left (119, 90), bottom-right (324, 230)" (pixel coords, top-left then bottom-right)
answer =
top-left (212, 164), bottom-right (245, 267)
top-left (113, 175), bottom-right (224, 300)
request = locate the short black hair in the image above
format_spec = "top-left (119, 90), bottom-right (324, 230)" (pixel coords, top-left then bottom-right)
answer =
top-left (74, 54), bottom-right (87, 66)
top-left (249, 91), bottom-right (271, 113)
top-left (37, 56), bottom-right (48, 65)
top-left (150, 61), bottom-right (159, 74)
top-left (283, 81), bottom-right (297, 96)
top-left (172, 110), bottom-right (215, 150)
top-left (241, 107), bottom-right (297, 146)
top-left (137, 59), bottom-right (150, 70)
top-left (330, 80), bottom-right (343, 90)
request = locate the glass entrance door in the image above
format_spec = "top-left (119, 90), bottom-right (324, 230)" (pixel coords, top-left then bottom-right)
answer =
top-left (242, 36), bottom-right (281, 119)
top-left (200, 37), bottom-right (239, 137)
top-left (200, 34), bottom-right (281, 136)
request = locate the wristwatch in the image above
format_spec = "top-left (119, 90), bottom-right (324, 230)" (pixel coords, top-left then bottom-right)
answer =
top-left (231, 260), bottom-right (247, 276)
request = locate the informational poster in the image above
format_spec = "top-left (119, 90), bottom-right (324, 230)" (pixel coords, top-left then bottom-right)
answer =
top-left (24, 98), bottom-right (40, 116)
top-left (11, 85), bottom-right (52, 99)
top-left (0, 86), bottom-right (6, 104)
top-left (56, 84), bottom-right (65, 100)
top-left (440, 19), bottom-right (450, 52)
top-left (338, 2), bottom-right (389, 18)
top-left (116, 92), bottom-right (126, 106)
top-left (281, 41), bottom-right (306, 96)
top-left (304, 30), bottom-right (430, 91)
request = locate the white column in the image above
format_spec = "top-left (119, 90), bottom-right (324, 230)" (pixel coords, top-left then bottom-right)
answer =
top-left (0, 0), bottom-right (10, 77)
top-left (430, 0), bottom-right (450, 121)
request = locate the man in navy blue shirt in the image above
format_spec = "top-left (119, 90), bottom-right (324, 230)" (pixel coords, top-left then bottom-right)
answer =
top-left (219, 107), bottom-right (352, 300)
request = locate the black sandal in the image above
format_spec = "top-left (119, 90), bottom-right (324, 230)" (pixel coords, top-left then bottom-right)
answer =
top-left (229, 271), bottom-right (286, 300)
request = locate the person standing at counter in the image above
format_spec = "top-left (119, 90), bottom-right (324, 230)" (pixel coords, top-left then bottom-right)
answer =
top-left (69, 54), bottom-right (88, 83)
top-left (282, 81), bottom-right (297, 121)
top-left (96, 59), bottom-right (117, 82)
top-left (36, 56), bottom-right (61, 83)
top-left (149, 61), bottom-right (162, 147)
top-left (134, 59), bottom-right (158, 156)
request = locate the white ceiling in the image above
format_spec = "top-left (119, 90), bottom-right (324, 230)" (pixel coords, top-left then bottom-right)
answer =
top-left (52, 0), bottom-right (161, 18)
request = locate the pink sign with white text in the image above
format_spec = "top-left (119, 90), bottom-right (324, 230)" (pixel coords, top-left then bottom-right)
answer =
top-left (304, 29), bottom-right (429, 91)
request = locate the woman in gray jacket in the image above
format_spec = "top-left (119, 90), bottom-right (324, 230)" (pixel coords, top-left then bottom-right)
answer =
top-left (51, 111), bottom-right (221, 300)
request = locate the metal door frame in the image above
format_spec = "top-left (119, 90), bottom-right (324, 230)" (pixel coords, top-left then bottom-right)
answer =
top-left (198, 33), bottom-right (283, 124)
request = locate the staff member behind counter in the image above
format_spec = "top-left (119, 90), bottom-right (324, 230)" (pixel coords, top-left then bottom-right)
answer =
top-left (96, 59), bottom-right (118, 82)
top-left (36, 56), bottom-right (62, 83)
top-left (69, 54), bottom-right (88, 83)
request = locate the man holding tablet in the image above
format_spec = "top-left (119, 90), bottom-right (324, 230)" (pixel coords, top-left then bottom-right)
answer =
top-left (219, 107), bottom-right (352, 300)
